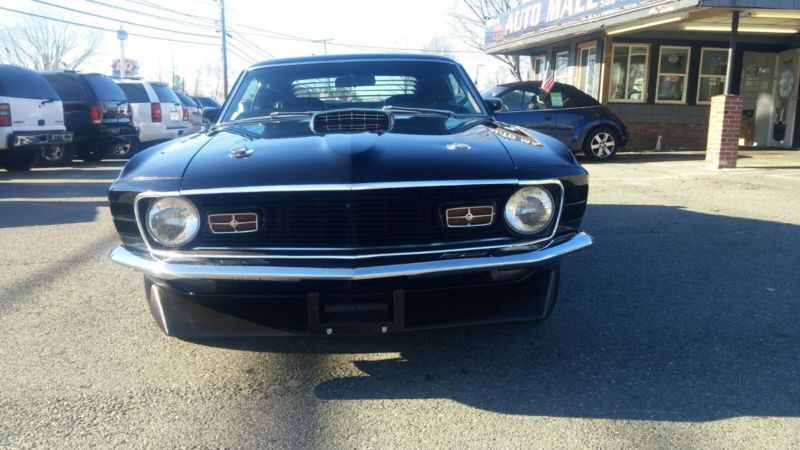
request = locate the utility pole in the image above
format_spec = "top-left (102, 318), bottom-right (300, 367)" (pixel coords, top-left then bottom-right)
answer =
top-left (219, 0), bottom-right (229, 98)
top-left (117, 27), bottom-right (127, 79)
top-left (317, 38), bottom-right (333, 55)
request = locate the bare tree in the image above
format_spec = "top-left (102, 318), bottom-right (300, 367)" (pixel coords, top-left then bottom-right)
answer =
top-left (0, 17), bottom-right (101, 71)
top-left (423, 35), bottom-right (454, 58)
top-left (451, 0), bottom-right (525, 81)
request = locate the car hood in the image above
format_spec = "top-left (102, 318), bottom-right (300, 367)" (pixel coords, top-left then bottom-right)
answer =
top-left (179, 122), bottom-right (575, 191)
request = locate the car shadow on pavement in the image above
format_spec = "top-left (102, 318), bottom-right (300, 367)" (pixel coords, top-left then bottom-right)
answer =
top-left (201, 204), bottom-right (800, 422)
top-left (0, 163), bottom-right (120, 228)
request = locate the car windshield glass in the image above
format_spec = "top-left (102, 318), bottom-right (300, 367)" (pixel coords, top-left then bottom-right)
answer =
top-left (84, 75), bottom-right (126, 101)
top-left (0, 66), bottom-right (59, 100)
top-left (151, 84), bottom-right (179, 103)
top-left (222, 60), bottom-right (485, 122)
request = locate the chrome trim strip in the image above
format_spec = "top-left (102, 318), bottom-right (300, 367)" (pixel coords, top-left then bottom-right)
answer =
top-left (110, 232), bottom-right (592, 282)
top-left (179, 179), bottom-right (523, 196)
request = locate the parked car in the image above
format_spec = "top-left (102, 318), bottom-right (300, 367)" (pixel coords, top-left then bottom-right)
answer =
top-left (191, 95), bottom-right (221, 126)
top-left (482, 81), bottom-right (629, 161)
top-left (40, 71), bottom-right (137, 164)
top-left (175, 91), bottom-right (204, 134)
top-left (0, 64), bottom-right (72, 171)
top-left (191, 95), bottom-right (221, 109)
top-left (115, 79), bottom-right (187, 151)
top-left (108, 54), bottom-right (592, 338)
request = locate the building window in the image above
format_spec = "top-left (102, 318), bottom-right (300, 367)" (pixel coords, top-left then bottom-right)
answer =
top-left (532, 55), bottom-right (546, 81)
top-left (698, 48), bottom-right (728, 104)
top-left (610, 44), bottom-right (648, 103)
top-left (656, 46), bottom-right (691, 104)
top-left (578, 44), bottom-right (597, 98)
top-left (555, 51), bottom-right (570, 84)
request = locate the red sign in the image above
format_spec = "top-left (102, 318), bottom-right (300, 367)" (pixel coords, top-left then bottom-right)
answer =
top-left (112, 59), bottom-right (139, 76)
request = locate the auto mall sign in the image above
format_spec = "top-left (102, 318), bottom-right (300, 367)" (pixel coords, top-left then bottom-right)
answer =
top-left (485, 0), bottom-right (661, 45)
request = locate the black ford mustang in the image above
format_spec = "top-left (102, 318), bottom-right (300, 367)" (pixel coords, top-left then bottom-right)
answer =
top-left (108, 54), bottom-right (592, 337)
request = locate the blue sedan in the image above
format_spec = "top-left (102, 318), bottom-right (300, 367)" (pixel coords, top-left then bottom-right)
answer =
top-left (483, 81), bottom-right (629, 161)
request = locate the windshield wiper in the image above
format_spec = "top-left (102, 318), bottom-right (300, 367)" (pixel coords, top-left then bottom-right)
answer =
top-left (40, 98), bottom-right (57, 105)
top-left (208, 112), bottom-right (315, 135)
top-left (382, 106), bottom-right (455, 118)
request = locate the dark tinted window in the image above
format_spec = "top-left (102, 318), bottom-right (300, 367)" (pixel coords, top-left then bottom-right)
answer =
top-left (117, 83), bottom-right (149, 103)
top-left (561, 85), bottom-right (599, 107)
top-left (151, 84), bottom-right (179, 103)
top-left (42, 73), bottom-right (88, 101)
top-left (83, 75), bottom-right (126, 100)
top-left (175, 91), bottom-right (198, 107)
top-left (0, 65), bottom-right (60, 99)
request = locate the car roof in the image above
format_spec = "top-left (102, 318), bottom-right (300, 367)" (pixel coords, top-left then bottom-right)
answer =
top-left (251, 53), bottom-right (457, 69)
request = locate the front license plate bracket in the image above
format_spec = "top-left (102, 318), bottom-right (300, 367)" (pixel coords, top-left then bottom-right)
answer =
top-left (307, 290), bottom-right (405, 336)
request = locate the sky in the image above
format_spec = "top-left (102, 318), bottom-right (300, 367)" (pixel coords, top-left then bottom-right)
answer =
top-left (0, 0), bottom-right (523, 98)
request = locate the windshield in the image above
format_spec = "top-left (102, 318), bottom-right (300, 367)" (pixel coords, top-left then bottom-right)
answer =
top-left (221, 60), bottom-right (485, 122)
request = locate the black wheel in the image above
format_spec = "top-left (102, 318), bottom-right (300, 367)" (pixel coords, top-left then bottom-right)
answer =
top-left (583, 127), bottom-right (619, 161)
top-left (108, 141), bottom-right (133, 159)
top-left (40, 144), bottom-right (76, 166)
top-left (0, 151), bottom-right (41, 171)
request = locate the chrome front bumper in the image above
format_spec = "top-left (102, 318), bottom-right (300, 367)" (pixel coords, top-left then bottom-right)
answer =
top-left (11, 131), bottom-right (73, 147)
top-left (109, 232), bottom-right (593, 282)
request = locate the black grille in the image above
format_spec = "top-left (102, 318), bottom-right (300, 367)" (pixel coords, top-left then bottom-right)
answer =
top-left (311, 109), bottom-right (392, 134)
top-left (182, 184), bottom-right (563, 250)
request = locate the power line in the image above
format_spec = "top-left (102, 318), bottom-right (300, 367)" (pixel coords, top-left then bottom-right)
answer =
top-left (0, 6), bottom-right (220, 46)
top-left (229, 26), bottom-right (484, 55)
top-left (229, 30), bottom-right (272, 59)
top-left (118, 0), bottom-right (217, 24)
top-left (31, 0), bottom-right (219, 39)
top-left (83, 0), bottom-right (216, 31)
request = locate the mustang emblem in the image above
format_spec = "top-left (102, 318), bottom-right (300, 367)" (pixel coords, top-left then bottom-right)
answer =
top-left (229, 145), bottom-right (254, 159)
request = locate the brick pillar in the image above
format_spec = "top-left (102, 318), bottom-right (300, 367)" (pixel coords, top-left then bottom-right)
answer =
top-left (706, 94), bottom-right (742, 169)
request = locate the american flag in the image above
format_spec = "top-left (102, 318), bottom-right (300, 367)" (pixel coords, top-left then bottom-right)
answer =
top-left (541, 62), bottom-right (555, 94)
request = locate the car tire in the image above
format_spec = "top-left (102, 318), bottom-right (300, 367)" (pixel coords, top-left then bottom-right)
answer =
top-left (0, 151), bottom-right (41, 172)
top-left (583, 127), bottom-right (620, 162)
top-left (106, 141), bottom-right (133, 159)
top-left (40, 144), bottom-right (76, 166)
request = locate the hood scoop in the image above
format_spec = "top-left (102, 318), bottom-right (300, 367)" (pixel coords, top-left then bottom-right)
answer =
top-left (311, 109), bottom-right (393, 134)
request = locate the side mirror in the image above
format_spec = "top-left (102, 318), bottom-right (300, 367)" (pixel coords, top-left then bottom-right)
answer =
top-left (202, 106), bottom-right (221, 123)
top-left (484, 98), bottom-right (503, 114)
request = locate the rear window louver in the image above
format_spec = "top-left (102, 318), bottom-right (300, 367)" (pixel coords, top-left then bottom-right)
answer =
top-left (311, 109), bottom-right (393, 134)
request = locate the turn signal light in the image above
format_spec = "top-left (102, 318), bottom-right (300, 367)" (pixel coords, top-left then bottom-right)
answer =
top-left (89, 104), bottom-right (102, 124)
top-left (151, 103), bottom-right (162, 122)
top-left (0, 103), bottom-right (11, 127)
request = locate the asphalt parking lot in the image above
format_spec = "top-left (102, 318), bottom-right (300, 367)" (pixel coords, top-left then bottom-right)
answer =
top-left (1, 151), bottom-right (799, 448)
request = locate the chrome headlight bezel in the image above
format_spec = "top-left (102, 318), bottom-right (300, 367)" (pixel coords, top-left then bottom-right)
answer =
top-left (145, 196), bottom-right (201, 248)
top-left (504, 186), bottom-right (556, 236)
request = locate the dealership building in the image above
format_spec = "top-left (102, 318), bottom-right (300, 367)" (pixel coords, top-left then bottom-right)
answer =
top-left (485, 0), bottom-right (800, 153)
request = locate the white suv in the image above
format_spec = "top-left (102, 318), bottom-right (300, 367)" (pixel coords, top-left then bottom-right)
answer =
top-left (115, 79), bottom-right (187, 150)
top-left (0, 65), bottom-right (72, 171)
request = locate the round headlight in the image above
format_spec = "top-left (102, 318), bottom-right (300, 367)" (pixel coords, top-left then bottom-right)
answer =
top-left (146, 197), bottom-right (200, 247)
top-left (504, 186), bottom-right (555, 235)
